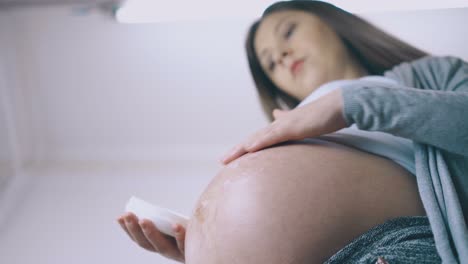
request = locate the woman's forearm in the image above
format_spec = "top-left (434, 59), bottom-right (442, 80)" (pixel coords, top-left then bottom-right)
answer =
top-left (342, 56), bottom-right (468, 156)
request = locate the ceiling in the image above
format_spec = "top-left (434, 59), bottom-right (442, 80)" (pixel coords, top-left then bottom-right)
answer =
top-left (0, 0), bottom-right (123, 8)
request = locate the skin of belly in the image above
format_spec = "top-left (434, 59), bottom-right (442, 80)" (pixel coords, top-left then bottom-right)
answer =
top-left (184, 140), bottom-right (426, 264)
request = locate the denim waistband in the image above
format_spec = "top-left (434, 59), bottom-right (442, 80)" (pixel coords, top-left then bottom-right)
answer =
top-left (324, 216), bottom-right (441, 264)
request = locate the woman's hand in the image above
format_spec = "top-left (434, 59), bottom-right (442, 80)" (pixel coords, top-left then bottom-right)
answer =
top-left (221, 88), bottom-right (348, 165)
top-left (117, 212), bottom-right (186, 263)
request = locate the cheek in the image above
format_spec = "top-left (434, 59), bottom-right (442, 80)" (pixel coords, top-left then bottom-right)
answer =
top-left (271, 72), bottom-right (298, 98)
top-left (296, 41), bottom-right (331, 85)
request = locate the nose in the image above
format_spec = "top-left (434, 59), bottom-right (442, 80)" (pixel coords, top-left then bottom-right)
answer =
top-left (275, 48), bottom-right (293, 66)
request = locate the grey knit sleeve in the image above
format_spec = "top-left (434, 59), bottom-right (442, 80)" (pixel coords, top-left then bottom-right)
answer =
top-left (341, 56), bottom-right (468, 156)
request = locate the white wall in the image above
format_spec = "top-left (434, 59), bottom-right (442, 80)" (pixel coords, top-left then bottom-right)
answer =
top-left (0, 8), bottom-right (33, 238)
top-left (0, 34), bottom-right (13, 195)
top-left (0, 73), bottom-right (14, 195)
top-left (0, 9), bottom-right (32, 166)
top-left (5, 6), bottom-right (266, 168)
top-left (360, 7), bottom-right (468, 59)
top-left (0, 4), bottom-right (466, 264)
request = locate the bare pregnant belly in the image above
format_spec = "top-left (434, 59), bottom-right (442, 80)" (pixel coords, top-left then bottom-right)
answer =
top-left (185, 141), bottom-right (426, 264)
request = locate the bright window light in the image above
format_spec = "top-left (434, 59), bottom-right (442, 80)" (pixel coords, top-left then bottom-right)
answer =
top-left (115, 0), bottom-right (468, 24)
top-left (115, 0), bottom-right (276, 23)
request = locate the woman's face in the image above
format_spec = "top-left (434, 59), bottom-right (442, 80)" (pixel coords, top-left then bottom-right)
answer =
top-left (254, 10), bottom-right (362, 101)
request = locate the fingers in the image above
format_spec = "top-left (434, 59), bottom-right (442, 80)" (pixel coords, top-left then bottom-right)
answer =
top-left (244, 124), bottom-right (283, 152)
top-left (220, 144), bottom-right (248, 165)
top-left (221, 137), bottom-right (265, 165)
top-left (117, 213), bottom-right (184, 261)
top-left (221, 123), bottom-right (289, 165)
top-left (117, 215), bottom-right (134, 241)
top-left (139, 219), bottom-right (182, 259)
top-left (173, 223), bottom-right (186, 255)
top-left (122, 213), bottom-right (156, 252)
top-left (272, 109), bottom-right (288, 120)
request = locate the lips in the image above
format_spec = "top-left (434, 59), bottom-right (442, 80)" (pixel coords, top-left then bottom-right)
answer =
top-left (290, 59), bottom-right (305, 77)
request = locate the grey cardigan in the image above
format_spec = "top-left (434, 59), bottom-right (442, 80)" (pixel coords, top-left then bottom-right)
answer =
top-left (341, 55), bottom-right (468, 263)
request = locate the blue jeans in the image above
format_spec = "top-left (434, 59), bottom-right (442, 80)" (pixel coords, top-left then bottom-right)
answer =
top-left (324, 216), bottom-right (442, 264)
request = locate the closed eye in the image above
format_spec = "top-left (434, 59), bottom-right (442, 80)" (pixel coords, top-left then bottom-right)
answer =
top-left (285, 23), bottom-right (296, 39)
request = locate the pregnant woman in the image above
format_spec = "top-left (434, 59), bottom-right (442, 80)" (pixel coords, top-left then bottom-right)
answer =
top-left (117, 1), bottom-right (468, 263)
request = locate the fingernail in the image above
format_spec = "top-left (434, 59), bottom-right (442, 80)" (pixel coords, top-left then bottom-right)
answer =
top-left (173, 224), bottom-right (179, 232)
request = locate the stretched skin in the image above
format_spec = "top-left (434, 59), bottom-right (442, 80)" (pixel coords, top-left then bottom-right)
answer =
top-left (185, 140), bottom-right (425, 264)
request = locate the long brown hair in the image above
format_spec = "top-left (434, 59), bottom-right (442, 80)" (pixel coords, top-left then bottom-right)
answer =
top-left (245, 0), bottom-right (429, 121)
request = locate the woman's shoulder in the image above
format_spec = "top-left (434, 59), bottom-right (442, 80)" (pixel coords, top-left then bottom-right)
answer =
top-left (383, 55), bottom-right (467, 88)
top-left (390, 55), bottom-right (466, 74)
top-left (410, 54), bottom-right (465, 63)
